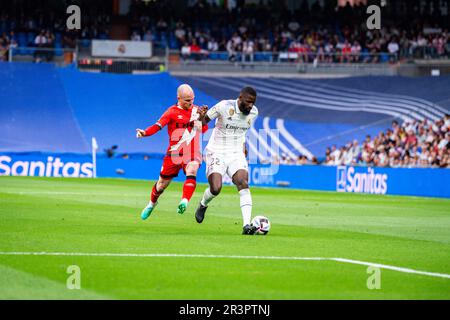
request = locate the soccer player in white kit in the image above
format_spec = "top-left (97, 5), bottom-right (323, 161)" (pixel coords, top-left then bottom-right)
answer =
top-left (195, 87), bottom-right (259, 235)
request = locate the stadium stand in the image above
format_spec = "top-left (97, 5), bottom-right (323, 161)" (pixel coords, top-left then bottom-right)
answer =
top-left (127, 0), bottom-right (450, 62)
top-left (1, 0), bottom-right (449, 64)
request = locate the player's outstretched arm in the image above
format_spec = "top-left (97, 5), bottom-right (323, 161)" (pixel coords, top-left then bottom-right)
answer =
top-left (136, 124), bottom-right (161, 139)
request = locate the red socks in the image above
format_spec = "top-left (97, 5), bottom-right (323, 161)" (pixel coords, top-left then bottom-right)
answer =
top-left (150, 175), bottom-right (197, 204)
top-left (150, 184), bottom-right (163, 203)
top-left (182, 176), bottom-right (197, 201)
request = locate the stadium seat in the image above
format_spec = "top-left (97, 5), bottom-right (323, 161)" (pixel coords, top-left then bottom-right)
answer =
top-left (254, 52), bottom-right (271, 62)
top-left (169, 37), bottom-right (178, 49)
top-left (153, 32), bottom-right (160, 42)
top-left (209, 52), bottom-right (219, 60)
top-left (218, 52), bottom-right (228, 60)
top-left (254, 53), bottom-right (264, 61)
top-left (81, 39), bottom-right (90, 48)
top-left (380, 53), bottom-right (389, 63)
top-left (54, 43), bottom-right (63, 56)
top-left (25, 47), bottom-right (35, 55)
top-left (27, 32), bottom-right (36, 45)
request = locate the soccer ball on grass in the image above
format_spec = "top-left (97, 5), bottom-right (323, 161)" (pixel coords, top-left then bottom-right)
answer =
top-left (251, 215), bottom-right (271, 235)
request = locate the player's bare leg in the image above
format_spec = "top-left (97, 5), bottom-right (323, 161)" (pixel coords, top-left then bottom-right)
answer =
top-left (177, 161), bottom-right (200, 214)
top-left (141, 177), bottom-right (172, 220)
top-left (195, 173), bottom-right (222, 223)
top-left (232, 169), bottom-right (256, 235)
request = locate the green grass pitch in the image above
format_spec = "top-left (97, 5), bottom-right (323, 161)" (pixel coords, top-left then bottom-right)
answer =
top-left (1, 176), bottom-right (449, 299)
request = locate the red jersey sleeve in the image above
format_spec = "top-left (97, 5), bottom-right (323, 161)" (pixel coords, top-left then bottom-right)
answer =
top-left (156, 108), bottom-right (173, 128)
top-left (144, 124), bottom-right (161, 136)
top-left (201, 123), bottom-right (208, 134)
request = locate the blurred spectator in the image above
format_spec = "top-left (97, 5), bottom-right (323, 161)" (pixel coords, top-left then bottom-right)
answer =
top-left (181, 42), bottom-right (191, 60)
top-left (45, 30), bottom-right (55, 62)
top-left (0, 38), bottom-right (7, 61)
top-left (105, 145), bottom-right (118, 158)
top-left (131, 31), bottom-right (141, 41)
top-left (189, 39), bottom-right (208, 60)
top-left (62, 28), bottom-right (77, 49)
top-left (143, 30), bottom-right (153, 42)
top-left (207, 38), bottom-right (219, 52)
top-left (34, 29), bottom-right (47, 62)
top-left (241, 37), bottom-right (255, 62)
top-left (226, 39), bottom-right (237, 62)
top-left (388, 36), bottom-right (399, 61)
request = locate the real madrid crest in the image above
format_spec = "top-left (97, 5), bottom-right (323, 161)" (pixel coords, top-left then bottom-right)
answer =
top-left (229, 108), bottom-right (235, 116)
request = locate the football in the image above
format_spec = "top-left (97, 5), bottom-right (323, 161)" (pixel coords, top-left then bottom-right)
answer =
top-left (251, 215), bottom-right (271, 235)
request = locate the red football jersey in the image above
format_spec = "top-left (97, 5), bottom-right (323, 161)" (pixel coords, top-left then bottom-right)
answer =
top-left (156, 104), bottom-right (208, 158)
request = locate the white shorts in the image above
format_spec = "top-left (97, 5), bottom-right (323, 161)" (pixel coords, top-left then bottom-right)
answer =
top-left (205, 151), bottom-right (248, 179)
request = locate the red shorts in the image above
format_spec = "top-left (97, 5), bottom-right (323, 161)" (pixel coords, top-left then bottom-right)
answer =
top-left (159, 153), bottom-right (202, 179)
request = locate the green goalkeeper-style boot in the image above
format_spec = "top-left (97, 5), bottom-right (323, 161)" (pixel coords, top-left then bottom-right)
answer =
top-left (141, 202), bottom-right (157, 220)
top-left (177, 198), bottom-right (189, 214)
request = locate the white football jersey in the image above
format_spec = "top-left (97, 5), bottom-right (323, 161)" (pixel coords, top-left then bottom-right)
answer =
top-left (205, 99), bottom-right (258, 154)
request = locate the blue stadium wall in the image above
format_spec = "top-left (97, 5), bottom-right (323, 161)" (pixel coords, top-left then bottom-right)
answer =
top-left (1, 63), bottom-right (450, 198)
top-left (1, 152), bottom-right (449, 199)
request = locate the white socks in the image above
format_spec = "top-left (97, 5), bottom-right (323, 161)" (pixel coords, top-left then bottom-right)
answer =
top-left (201, 187), bottom-right (252, 227)
top-left (239, 188), bottom-right (252, 226)
top-left (146, 201), bottom-right (157, 208)
top-left (201, 188), bottom-right (216, 207)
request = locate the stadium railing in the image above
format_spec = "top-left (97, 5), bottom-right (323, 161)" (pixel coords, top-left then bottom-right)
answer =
top-left (9, 46), bottom-right (77, 66)
top-left (7, 40), bottom-right (169, 74)
top-left (75, 40), bottom-right (168, 73)
top-left (175, 50), bottom-right (399, 65)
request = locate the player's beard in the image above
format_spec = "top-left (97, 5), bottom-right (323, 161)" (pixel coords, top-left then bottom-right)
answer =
top-left (239, 103), bottom-right (251, 115)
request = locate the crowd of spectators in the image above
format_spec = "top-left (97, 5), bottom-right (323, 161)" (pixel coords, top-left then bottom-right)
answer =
top-left (323, 115), bottom-right (450, 168)
top-left (1, 1), bottom-right (450, 63)
top-left (128, 0), bottom-right (450, 63)
top-left (269, 154), bottom-right (319, 166)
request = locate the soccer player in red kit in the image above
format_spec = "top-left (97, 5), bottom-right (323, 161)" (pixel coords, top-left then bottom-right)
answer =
top-left (136, 84), bottom-right (208, 219)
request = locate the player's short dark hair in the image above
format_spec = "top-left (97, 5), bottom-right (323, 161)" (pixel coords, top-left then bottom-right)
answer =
top-left (240, 86), bottom-right (257, 97)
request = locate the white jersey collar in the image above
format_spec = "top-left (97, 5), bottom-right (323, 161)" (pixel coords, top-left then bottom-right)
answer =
top-left (234, 99), bottom-right (241, 113)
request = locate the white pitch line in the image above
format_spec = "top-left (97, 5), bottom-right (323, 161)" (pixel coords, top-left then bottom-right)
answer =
top-left (0, 252), bottom-right (449, 280)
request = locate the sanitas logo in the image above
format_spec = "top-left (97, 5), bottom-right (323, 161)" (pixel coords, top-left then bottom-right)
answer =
top-left (0, 155), bottom-right (93, 178)
top-left (337, 166), bottom-right (388, 195)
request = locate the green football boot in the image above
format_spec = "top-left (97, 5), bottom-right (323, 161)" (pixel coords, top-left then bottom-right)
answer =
top-left (177, 198), bottom-right (189, 214)
top-left (141, 202), bottom-right (157, 220)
